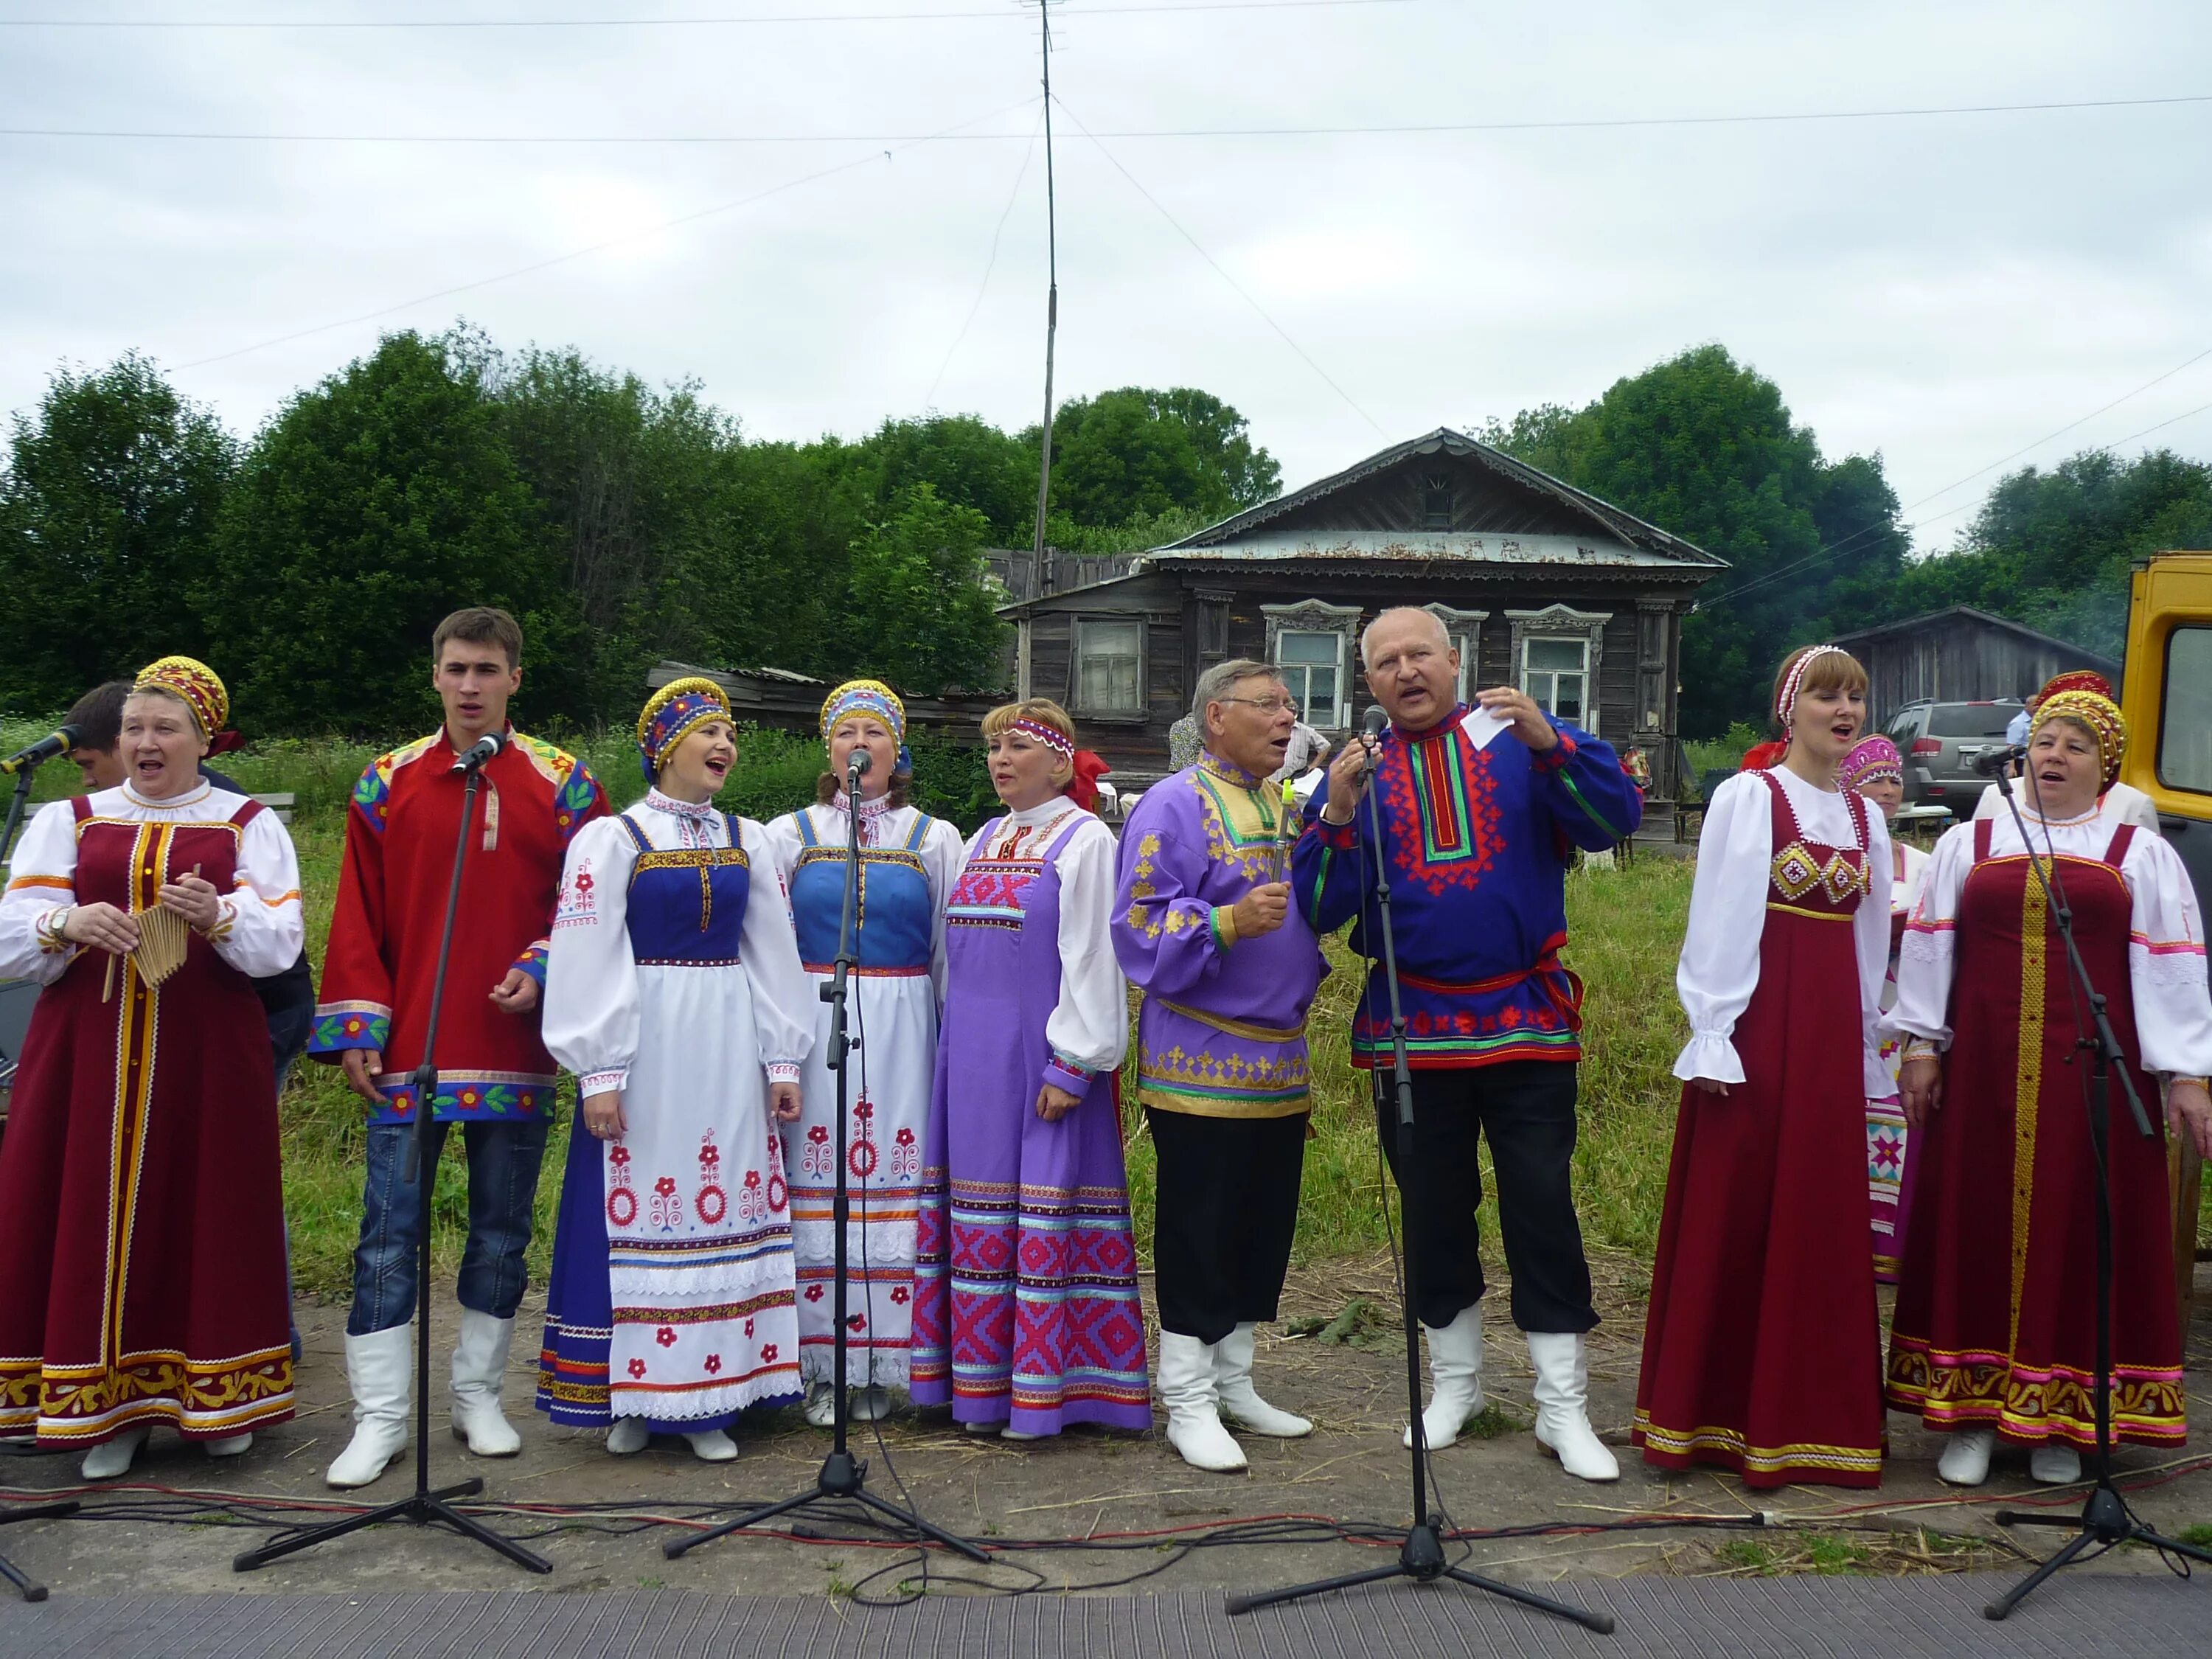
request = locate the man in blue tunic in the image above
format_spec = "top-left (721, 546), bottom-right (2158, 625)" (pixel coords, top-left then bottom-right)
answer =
top-left (1292, 607), bottom-right (1638, 1482)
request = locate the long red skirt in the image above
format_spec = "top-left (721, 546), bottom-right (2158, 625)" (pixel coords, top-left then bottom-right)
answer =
top-left (1885, 825), bottom-right (2183, 1447)
top-left (0, 807), bottom-right (293, 1447)
top-left (1635, 782), bottom-right (1885, 1487)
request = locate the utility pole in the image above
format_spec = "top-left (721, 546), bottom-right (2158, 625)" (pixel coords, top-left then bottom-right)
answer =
top-left (1028, 0), bottom-right (1060, 584)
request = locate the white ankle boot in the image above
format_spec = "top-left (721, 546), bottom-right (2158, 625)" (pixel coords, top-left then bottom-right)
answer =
top-left (204, 1432), bottom-right (254, 1459)
top-left (1937, 1426), bottom-right (1995, 1486)
top-left (2031, 1442), bottom-right (2081, 1485)
top-left (327, 1326), bottom-right (413, 1488)
top-left (450, 1308), bottom-right (522, 1457)
top-left (606, 1416), bottom-right (650, 1455)
top-left (685, 1429), bottom-right (738, 1462)
top-left (1405, 1304), bottom-right (1486, 1450)
top-left (1216, 1324), bottom-right (1312, 1438)
top-left (81, 1425), bottom-right (151, 1481)
top-left (1528, 1332), bottom-right (1618, 1481)
top-left (1159, 1332), bottom-right (1247, 1472)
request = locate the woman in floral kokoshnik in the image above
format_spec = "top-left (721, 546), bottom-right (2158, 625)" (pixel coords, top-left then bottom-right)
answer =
top-left (0, 656), bottom-right (302, 1480)
top-left (1635, 644), bottom-right (1895, 1488)
top-left (909, 699), bottom-right (1150, 1439)
top-left (536, 678), bottom-right (814, 1461)
top-left (1839, 734), bottom-right (1931, 1284)
top-left (763, 681), bottom-right (964, 1428)
top-left (1886, 688), bottom-right (2212, 1488)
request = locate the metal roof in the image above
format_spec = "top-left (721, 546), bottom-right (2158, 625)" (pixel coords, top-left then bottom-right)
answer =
top-left (1829, 605), bottom-right (2119, 672)
top-left (1153, 427), bottom-right (1725, 569)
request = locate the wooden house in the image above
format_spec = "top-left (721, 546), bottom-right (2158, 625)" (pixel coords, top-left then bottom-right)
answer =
top-left (998, 428), bottom-right (1725, 825)
top-left (1828, 606), bottom-right (2120, 726)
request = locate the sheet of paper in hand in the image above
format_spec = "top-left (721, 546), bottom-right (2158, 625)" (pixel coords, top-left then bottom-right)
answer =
top-left (1457, 705), bottom-right (1512, 751)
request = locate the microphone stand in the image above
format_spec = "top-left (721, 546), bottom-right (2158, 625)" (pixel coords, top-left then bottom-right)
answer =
top-left (667, 754), bottom-right (985, 1565)
top-left (1980, 765), bottom-right (2211, 1618)
top-left (236, 741), bottom-right (550, 1575)
top-left (1229, 725), bottom-right (1612, 1633)
top-left (0, 748), bottom-right (82, 1601)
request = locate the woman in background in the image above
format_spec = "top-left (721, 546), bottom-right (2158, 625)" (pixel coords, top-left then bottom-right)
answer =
top-left (1840, 734), bottom-right (1930, 1283)
top-left (537, 678), bottom-right (813, 1460)
top-left (1635, 644), bottom-right (1893, 1489)
top-left (910, 700), bottom-right (1150, 1440)
top-left (765, 681), bottom-right (963, 1428)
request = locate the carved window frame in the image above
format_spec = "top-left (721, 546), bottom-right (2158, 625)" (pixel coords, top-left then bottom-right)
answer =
top-left (1263, 599), bottom-right (1363, 733)
top-left (1506, 605), bottom-right (1611, 734)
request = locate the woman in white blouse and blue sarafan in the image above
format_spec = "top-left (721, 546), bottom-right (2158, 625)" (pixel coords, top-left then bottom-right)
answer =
top-left (535, 678), bottom-right (815, 1461)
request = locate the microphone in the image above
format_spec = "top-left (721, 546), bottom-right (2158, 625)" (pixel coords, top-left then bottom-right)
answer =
top-left (848, 748), bottom-right (873, 782)
top-left (0, 724), bottom-right (80, 776)
top-left (451, 731), bottom-right (508, 773)
top-left (1972, 743), bottom-right (2027, 777)
top-left (1360, 706), bottom-right (1388, 741)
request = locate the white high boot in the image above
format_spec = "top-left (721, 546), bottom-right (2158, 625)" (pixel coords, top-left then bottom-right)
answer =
top-left (1528, 1331), bottom-right (1619, 1481)
top-left (2031, 1442), bottom-right (2081, 1485)
top-left (1216, 1324), bottom-right (1312, 1438)
top-left (1937, 1426), bottom-right (1995, 1486)
top-left (80, 1425), bottom-right (151, 1482)
top-left (326, 1326), bottom-right (414, 1489)
top-left (1158, 1332), bottom-right (1248, 1472)
top-left (449, 1309), bottom-right (522, 1457)
top-left (1404, 1304), bottom-right (1486, 1450)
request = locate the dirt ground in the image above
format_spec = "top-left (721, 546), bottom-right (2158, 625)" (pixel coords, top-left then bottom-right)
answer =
top-left (1, 1254), bottom-right (2207, 1603)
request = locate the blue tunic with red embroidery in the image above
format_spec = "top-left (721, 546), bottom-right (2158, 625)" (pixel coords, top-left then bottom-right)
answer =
top-left (1290, 707), bottom-right (1640, 1069)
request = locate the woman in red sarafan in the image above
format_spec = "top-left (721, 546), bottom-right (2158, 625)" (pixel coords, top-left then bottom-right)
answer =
top-left (0, 657), bottom-right (302, 1480)
top-left (1885, 689), bottom-right (2212, 1488)
top-left (1633, 644), bottom-right (1895, 1488)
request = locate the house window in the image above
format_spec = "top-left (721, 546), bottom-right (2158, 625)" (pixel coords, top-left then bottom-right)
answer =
top-left (1074, 618), bottom-right (1144, 714)
top-left (1523, 636), bottom-right (1590, 726)
top-left (1277, 632), bottom-right (1345, 730)
top-left (1422, 471), bottom-right (1454, 531)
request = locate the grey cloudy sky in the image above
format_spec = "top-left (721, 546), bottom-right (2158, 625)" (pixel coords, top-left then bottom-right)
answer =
top-left (3, 0), bottom-right (2208, 552)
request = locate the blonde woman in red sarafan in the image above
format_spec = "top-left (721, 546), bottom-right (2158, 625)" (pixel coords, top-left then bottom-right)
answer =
top-left (0, 656), bottom-right (303, 1481)
top-left (1885, 689), bottom-right (2212, 1489)
top-left (1635, 644), bottom-right (1894, 1489)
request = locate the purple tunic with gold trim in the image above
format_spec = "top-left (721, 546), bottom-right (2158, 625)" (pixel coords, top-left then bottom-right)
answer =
top-left (1113, 755), bottom-right (1326, 1118)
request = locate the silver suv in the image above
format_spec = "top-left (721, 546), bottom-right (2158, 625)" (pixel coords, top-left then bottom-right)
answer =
top-left (1884, 698), bottom-right (2025, 813)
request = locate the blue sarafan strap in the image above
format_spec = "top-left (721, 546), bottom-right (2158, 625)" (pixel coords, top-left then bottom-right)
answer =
top-left (723, 813), bottom-right (745, 852)
top-left (904, 811), bottom-right (935, 852)
top-left (616, 811), bottom-right (651, 852)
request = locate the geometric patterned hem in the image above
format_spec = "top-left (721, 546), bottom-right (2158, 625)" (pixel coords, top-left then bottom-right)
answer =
top-left (1630, 1410), bottom-right (1883, 1489)
top-left (1885, 1338), bottom-right (2186, 1449)
top-left (0, 1348), bottom-right (296, 1446)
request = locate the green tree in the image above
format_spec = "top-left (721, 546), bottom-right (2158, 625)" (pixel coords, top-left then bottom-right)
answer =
top-left (205, 330), bottom-right (577, 736)
top-left (1487, 346), bottom-right (1906, 736)
top-left (1036, 386), bottom-right (1279, 529)
top-left (844, 414), bottom-right (1036, 544)
top-left (842, 484), bottom-right (1009, 694)
top-left (0, 354), bottom-right (235, 712)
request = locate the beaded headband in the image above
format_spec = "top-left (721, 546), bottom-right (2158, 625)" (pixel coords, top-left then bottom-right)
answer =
top-left (1838, 734), bottom-right (1904, 793)
top-left (133, 655), bottom-right (228, 737)
top-left (820, 678), bottom-right (905, 744)
top-left (1006, 717), bottom-right (1074, 759)
top-left (636, 676), bottom-right (731, 780)
top-left (2031, 689), bottom-right (2127, 787)
top-left (1775, 644), bottom-right (1848, 729)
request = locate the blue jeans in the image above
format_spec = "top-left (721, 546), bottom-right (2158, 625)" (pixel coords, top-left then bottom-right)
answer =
top-left (348, 1117), bottom-right (551, 1336)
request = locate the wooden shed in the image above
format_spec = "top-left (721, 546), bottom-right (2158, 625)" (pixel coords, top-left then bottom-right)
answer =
top-left (998, 428), bottom-right (1725, 830)
top-left (1828, 607), bottom-right (2120, 726)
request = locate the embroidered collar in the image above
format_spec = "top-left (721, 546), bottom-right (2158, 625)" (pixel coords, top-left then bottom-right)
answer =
top-left (123, 778), bottom-right (213, 811)
top-left (1198, 752), bottom-right (1265, 790)
top-left (647, 787), bottom-right (719, 821)
top-left (830, 790), bottom-right (894, 824)
top-left (2017, 799), bottom-right (2101, 829)
top-left (1392, 703), bottom-right (1470, 742)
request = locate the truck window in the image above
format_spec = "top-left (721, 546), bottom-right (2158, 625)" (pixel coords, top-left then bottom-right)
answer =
top-left (2159, 626), bottom-right (2212, 796)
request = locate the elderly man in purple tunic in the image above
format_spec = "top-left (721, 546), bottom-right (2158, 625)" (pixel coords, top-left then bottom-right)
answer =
top-left (1113, 659), bottom-right (1329, 1472)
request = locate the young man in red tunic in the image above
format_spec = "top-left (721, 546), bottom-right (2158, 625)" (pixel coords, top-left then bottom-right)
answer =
top-left (312, 608), bottom-right (608, 1488)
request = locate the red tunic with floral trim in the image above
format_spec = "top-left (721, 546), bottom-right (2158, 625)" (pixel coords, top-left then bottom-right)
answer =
top-left (310, 728), bottom-right (607, 1124)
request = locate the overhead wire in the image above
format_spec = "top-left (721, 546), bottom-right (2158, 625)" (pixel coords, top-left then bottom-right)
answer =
top-left (9, 92), bottom-right (2209, 145)
top-left (169, 94), bottom-right (1042, 371)
top-left (0, 0), bottom-right (1425, 28)
top-left (1051, 93), bottom-right (1386, 438)
top-left (925, 100), bottom-right (1045, 410)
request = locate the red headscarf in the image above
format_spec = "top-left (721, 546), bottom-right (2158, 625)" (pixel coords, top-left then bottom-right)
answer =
top-left (1068, 750), bottom-right (1113, 815)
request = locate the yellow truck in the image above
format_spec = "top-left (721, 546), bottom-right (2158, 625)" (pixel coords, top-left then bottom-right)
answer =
top-left (2119, 552), bottom-right (2212, 1328)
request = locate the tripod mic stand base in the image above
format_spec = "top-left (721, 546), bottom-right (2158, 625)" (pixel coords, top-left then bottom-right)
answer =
top-left (663, 1447), bottom-right (990, 1564)
top-left (0, 1500), bottom-right (80, 1601)
top-left (1983, 1485), bottom-right (2212, 1621)
top-left (232, 1478), bottom-right (554, 1576)
top-left (1225, 1520), bottom-right (1615, 1632)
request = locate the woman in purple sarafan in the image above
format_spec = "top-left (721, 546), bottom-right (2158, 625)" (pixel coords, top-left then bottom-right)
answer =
top-left (909, 700), bottom-right (1151, 1439)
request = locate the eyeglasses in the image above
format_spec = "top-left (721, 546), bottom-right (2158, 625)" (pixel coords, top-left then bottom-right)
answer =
top-left (1218, 695), bottom-right (1295, 715)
